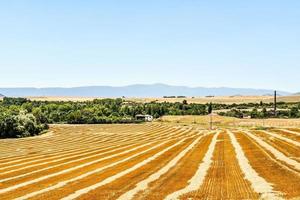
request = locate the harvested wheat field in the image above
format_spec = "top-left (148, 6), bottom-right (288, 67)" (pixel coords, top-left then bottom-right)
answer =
top-left (0, 124), bottom-right (300, 200)
top-left (23, 95), bottom-right (300, 104)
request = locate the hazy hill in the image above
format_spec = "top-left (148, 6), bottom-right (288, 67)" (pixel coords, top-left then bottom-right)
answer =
top-left (0, 84), bottom-right (290, 98)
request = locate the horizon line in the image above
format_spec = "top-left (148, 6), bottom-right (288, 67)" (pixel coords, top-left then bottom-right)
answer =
top-left (0, 83), bottom-right (294, 93)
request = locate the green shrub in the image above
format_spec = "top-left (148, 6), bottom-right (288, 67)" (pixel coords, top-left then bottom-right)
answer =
top-left (0, 111), bottom-right (48, 138)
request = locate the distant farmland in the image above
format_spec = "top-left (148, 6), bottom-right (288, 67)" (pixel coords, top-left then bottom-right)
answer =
top-left (4, 95), bottom-right (300, 104)
top-left (0, 124), bottom-right (299, 199)
top-left (160, 115), bottom-right (300, 128)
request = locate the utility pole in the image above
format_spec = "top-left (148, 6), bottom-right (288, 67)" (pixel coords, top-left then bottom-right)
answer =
top-left (209, 113), bottom-right (213, 130)
top-left (274, 90), bottom-right (277, 117)
top-left (208, 102), bottom-right (213, 130)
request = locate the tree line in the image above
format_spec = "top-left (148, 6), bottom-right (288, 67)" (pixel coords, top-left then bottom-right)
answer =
top-left (0, 97), bottom-right (207, 137)
top-left (1, 97), bottom-right (300, 138)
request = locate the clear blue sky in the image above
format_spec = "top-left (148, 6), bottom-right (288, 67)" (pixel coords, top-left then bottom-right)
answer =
top-left (0, 0), bottom-right (299, 92)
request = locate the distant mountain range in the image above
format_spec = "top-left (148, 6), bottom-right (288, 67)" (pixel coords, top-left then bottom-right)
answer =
top-left (0, 84), bottom-right (291, 98)
top-left (0, 93), bottom-right (4, 97)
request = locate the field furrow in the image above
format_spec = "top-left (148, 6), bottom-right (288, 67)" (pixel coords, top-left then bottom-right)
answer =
top-left (164, 131), bottom-right (220, 200)
top-left (227, 130), bottom-right (281, 199)
top-left (177, 131), bottom-right (259, 200)
top-left (43, 137), bottom-right (197, 200)
top-left (2, 126), bottom-right (178, 168)
top-left (0, 128), bottom-right (191, 185)
top-left (283, 128), bottom-right (300, 137)
top-left (119, 133), bottom-right (214, 200)
top-left (12, 137), bottom-right (194, 200)
top-left (270, 129), bottom-right (300, 142)
top-left (1, 128), bottom-right (195, 200)
top-left (262, 130), bottom-right (300, 147)
top-left (1, 141), bottom-right (170, 199)
top-left (0, 125), bottom-right (171, 162)
top-left (0, 126), bottom-right (179, 174)
top-left (243, 130), bottom-right (300, 172)
top-left (1, 124), bottom-right (299, 200)
top-left (251, 130), bottom-right (300, 162)
top-left (236, 131), bottom-right (300, 199)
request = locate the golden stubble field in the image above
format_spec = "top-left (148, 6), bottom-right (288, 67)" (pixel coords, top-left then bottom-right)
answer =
top-left (159, 115), bottom-right (300, 129)
top-left (0, 123), bottom-right (299, 200)
top-left (3, 95), bottom-right (300, 104)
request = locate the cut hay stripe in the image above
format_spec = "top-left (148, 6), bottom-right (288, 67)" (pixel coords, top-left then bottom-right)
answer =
top-left (0, 126), bottom-right (180, 171)
top-left (13, 137), bottom-right (191, 200)
top-left (117, 132), bottom-right (209, 200)
top-left (227, 130), bottom-right (282, 200)
top-left (279, 129), bottom-right (300, 137)
top-left (244, 130), bottom-right (300, 171)
top-left (0, 125), bottom-right (170, 160)
top-left (263, 131), bottom-right (300, 147)
top-left (0, 129), bottom-right (191, 183)
top-left (0, 126), bottom-right (172, 162)
top-left (0, 143), bottom-right (136, 183)
top-left (0, 139), bottom-right (169, 195)
top-left (164, 131), bottom-right (220, 200)
top-left (60, 137), bottom-right (193, 200)
top-left (0, 130), bottom-right (172, 175)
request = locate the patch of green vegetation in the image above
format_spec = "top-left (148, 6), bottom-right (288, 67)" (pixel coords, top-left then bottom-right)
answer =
top-left (1, 97), bottom-right (300, 138)
top-left (254, 126), bottom-right (269, 131)
top-left (0, 110), bottom-right (48, 138)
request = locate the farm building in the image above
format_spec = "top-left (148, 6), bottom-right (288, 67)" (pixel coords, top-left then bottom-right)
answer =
top-left (242, 114), bottom-right (251, 119)
top-left (136, 114), bottom-right (154, 122)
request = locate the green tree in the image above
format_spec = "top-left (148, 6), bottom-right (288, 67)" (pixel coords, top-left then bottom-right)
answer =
top-left (208, 103), bottom-right (213, 114)
top-left (262, 107), bottom-right (268, 118)
top-left (250, 108), bottom-right (259, 118)
top-left (290, 107), bottom-right (299, 118)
